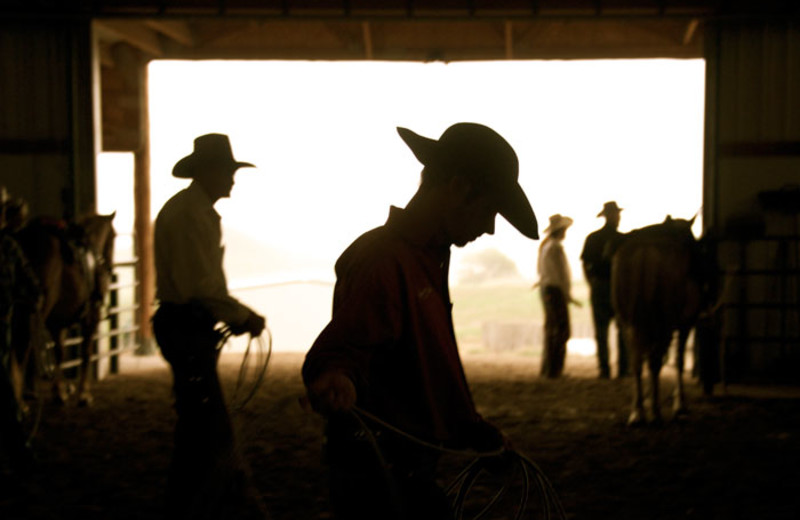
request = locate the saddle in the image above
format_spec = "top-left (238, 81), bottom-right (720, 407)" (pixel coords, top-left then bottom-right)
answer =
top-left (27, 217), bottom-right (100, 308)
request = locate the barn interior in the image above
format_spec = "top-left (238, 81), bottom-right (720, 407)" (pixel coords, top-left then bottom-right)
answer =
top-left (1, 1), bottom-right (799, 518)
top-left (3, 0), bottom-right (798, 383)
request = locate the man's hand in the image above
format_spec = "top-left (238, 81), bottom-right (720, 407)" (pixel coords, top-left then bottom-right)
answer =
top-left (231, 310), bottom-right (266, 337)
top-left (306, 370), bottom-right (357, 415)
top-left (469, 419), bottom-right (512, 454)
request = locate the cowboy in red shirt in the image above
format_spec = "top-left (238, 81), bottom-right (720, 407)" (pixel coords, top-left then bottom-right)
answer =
top-left (303, 123), bottom-right (539, 520)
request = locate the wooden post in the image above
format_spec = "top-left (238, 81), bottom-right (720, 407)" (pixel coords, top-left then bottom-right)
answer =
top-left (134, 59), bottom-right (156, 355)
top-left (362, 21), bottom-right (373, 60)
top-left (71, 19), bottom-right (98, 218)
top-left (505, 20), bottom-right (514, 60)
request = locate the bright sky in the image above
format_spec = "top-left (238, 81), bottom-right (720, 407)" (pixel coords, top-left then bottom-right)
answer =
top-left (106, 58), bottom-right (706, 286)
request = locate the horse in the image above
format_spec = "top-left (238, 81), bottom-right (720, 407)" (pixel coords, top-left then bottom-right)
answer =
top-left (14, 212), bottom-right (116, 407)
top-left (611, 216), bottom-right (705, 425)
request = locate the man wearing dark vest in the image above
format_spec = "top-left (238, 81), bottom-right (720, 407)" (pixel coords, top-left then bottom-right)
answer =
top-left (581, 201), bottom-right (628, 379)
top-left (302, 123), bottom-right (539, 519)
top-left (152, 133), bottom-right (267, 519)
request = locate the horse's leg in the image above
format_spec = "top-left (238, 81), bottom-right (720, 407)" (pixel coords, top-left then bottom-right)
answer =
top-left (76, 314), bottom-right (97, 407)
top-left (626, 327), bottom-right (646, 426)
top-left (673, 327), bottom-right (690, 417)
top-left (50, 327), bottom-right (70, 405)
top-left (9, 350), bottom-right (28, 416)
top-left (647, 338), bottom-right (667, 425)
top-left (10, 307), bottom-right (37, 415)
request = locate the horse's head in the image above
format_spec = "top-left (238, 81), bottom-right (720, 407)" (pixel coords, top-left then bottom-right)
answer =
top-left (76, 212), bottom-right (117, 300)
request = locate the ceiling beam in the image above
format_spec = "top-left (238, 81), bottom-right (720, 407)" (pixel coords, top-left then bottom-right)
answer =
top-left (683, 18), bottom-right (699, 45)
top-left (95, 20), bottom-right (164, 57)
top-left (505, 20), bottom-right (513, 59)
top-left (98, 41), bottom-right (115, 68)
top-left (362, 21), bottom-right (373, 59)
top-left (144, 20), bottom-right (195, 47)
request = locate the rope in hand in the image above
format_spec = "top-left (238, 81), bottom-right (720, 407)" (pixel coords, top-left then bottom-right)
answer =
top-left (216, 324), bottom-right (273, 413)
top-left (349, 406), bottom-right (567, 520)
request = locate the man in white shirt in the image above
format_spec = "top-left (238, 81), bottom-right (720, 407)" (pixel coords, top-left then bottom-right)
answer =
top-left (152, 133), bottom-right (266, 519)
top-left (537, 214), bottom-right (579, 378)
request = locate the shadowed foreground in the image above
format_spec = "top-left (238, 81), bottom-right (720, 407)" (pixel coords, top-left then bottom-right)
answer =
top-left (1, 351), bottom-right (798, 519)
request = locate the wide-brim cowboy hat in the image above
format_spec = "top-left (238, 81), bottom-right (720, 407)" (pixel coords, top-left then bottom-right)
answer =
top-left (397, 123), bottom-right (539, 240)
top-left (172, 133), bottom-right (255, 179)
top-left (597, 201), bottom-right (623, 217)
top-left (544, 214), bottom-right (573, 234)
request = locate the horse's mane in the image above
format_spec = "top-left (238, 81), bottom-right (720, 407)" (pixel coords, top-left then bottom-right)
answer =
top-left (17, 212), bottom-right (116, 269)
top-left (75, 213), bottom-right (117, 277)
top-left (76, 213), bottom-right (116, 248)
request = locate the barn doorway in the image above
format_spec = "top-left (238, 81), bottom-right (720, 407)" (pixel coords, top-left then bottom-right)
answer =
top-left (143, 58), bottom-right (705, 362)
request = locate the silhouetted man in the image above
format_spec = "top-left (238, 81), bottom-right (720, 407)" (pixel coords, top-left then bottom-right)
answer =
top-left (0, 188), bottom-right (40, 476)
top-left (302, 123), bottom-right (539, 520)
top-left (152, 133), bottom-right (267, 519)
top-left (581, 201), bottom-right (628, 379)
top-left (537, 214), bottom-right (579, 378)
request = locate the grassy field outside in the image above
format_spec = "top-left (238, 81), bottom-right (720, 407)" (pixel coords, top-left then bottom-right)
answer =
top-left (451, 280), bottom-right (594, 355)
top-left (111, 234), bottom-right (599, 356)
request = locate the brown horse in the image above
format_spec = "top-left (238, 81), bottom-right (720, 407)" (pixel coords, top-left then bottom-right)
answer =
top-left (15, 212), bottom-right (116, 406)
top-left (611, 216), bottom-right (704, 425)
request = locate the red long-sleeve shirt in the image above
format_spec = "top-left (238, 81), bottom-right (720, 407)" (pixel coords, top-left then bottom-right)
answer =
top-left (303, 206), bottom-right (483, 443)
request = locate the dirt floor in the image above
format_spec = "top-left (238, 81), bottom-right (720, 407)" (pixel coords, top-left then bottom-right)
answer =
top-left (2, 350), bottom-right (799, 520)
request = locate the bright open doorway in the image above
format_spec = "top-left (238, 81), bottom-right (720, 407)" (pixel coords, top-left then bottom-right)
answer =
top-left (129, 58), bottom-right (705, 354)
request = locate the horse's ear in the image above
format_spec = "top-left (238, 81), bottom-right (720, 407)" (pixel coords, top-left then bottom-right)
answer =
top-left (689, 215), bottom-right (697, 226)
top-left (107, 211), bottom-right (116, 221)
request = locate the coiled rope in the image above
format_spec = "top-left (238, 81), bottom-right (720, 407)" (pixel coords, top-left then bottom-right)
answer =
top-left (216, 324), bottom-right (272, 413)
top-left (350, 406), bottom-right (567, 520)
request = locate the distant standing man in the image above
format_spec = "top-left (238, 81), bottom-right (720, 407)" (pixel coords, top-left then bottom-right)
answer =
top-left (537, 214), bottom-right (579, 378)
top-left (152, 133), bottom-right (267, 519)
top-left (303, 123), bottom-right (539, 520)
top-left (580, 201), bottom-right (628, 379)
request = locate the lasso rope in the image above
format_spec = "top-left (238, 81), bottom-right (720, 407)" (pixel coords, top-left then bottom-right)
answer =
top-left (350, 406), bottom-right (567, 520)
top-left (216, 324), bottom-right (273, 413)
top-left (211, 330), bottom-right (564, 518)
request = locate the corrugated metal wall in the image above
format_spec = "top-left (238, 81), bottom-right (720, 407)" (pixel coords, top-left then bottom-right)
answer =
top-left (705, 20), bottom-right (800, 383)
top-left (0, 21), bottom-right (97, 218)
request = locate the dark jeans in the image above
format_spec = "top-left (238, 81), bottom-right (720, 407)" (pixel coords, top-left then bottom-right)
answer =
top-left (540, 286), bottom-right (569, 378)
top-left (589, 280), bottom-right (628, 378)
top-left (152, 303), bottom-right (239, 520)
top-left (324, 413), bottom-right (451, 520)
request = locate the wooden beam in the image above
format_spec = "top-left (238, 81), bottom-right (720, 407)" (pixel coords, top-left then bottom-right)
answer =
top-left (95, 20), bottom-right (164, 58)
top-left (134, 62), bottom-right (156, 353)
top-left (362, 21), bottom-right (373, 59)
top-left (0, 138), bottom-right (70, 154)
top-left (98, 41), bottom-right (115, 68)
top-left (683, 18), bottom-right (699, 45)
top-left (505, 20), bottom-right (513, 59)
top-left (718, 141), bottom-right (800, 157)
top-left (144, 20), bottom-right (195, 47)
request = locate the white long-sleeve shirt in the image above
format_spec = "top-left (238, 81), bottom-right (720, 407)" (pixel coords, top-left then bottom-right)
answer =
top-left (537, 236), bottom-right (572, 297)
top-left (154, 181), bottom-right (250, 326)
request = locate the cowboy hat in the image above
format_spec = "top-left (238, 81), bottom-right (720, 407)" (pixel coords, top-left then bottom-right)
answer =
top-left (172, 133), bottom-right (255, 179)
top-left (597, 201), bottom-right (623, 217)
top-left (544, 214), bottom-right (573, 234)
top-left (397, 123), bottom-right (539, 240)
